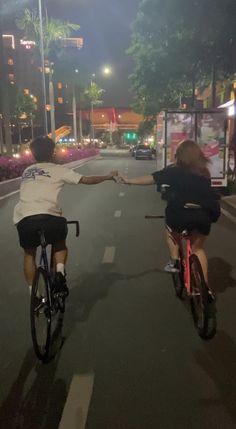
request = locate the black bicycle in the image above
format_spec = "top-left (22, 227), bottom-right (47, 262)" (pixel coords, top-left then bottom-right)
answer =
top-left (30, 220), bottom-right (79, 362)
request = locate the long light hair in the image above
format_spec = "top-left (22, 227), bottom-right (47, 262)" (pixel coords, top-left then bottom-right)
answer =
top-left (175, 140), bottom-right (210, 178)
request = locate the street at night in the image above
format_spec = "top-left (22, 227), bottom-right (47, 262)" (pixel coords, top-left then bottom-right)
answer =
top-left (1, 154), bottom-right (236, 428)
top-left (1, 0), bottom-right (236, 428)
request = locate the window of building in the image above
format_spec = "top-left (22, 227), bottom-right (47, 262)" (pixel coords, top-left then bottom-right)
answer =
top-left (57, 82), bottom-right (63, 89)
top-left (8, 58), bottom-right (14, 65)
top-left (58, 97), bottom-right (64, 104)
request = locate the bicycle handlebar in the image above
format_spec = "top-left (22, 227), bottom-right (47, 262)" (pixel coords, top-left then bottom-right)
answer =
top-left (145, 215), bottom-right (165, 219)
top-left (67, 220), bottom-right (80, 237)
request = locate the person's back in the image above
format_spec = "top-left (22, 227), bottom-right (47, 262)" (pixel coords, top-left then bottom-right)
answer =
top-left (153, 165), bottom-right (220, 223)
top-left (14, 162), bottom-right (82, 225)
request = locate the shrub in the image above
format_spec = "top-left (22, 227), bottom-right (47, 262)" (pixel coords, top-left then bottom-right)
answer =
top-left (0, 148), bottom-right (99, 182)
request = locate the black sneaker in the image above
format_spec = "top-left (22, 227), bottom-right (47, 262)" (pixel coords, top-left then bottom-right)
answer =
top-left (53, 272), bottom-right (69, 297)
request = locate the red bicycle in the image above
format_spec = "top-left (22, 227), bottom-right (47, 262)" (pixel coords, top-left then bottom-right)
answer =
top-left (145, 215), bottom-right (216, 340)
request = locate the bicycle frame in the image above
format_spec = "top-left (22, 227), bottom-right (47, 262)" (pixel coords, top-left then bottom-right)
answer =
top-left (179, 236), bottom-right (192, 296)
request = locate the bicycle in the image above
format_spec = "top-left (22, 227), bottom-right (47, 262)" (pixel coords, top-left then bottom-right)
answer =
top-left (145, 214), bottom-right (216, 340)
top-left (30, 220), bottom-right (80, 362)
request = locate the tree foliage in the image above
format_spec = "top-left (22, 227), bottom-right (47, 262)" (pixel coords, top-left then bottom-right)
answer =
top-left (129, 0), bottom-right (236, 116)
top-left (15, 90), bottom-right (37, 121)
top-left (16, 8), bottom-right (80, 58)
top-left (84, 82), bottom-right (105, 107)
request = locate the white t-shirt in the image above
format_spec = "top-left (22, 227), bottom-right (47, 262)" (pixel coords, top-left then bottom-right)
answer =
top-left (13, 163), bottom-right (82, 224)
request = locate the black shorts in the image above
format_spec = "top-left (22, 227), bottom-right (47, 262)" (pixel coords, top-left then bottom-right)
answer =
top-left (17, 215), bottom-right (68, 249)
top-left (166, 206), bottom-right (211, 236)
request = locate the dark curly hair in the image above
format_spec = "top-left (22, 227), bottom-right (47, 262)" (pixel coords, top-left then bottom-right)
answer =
top-left (30, 136), bottom-right (55, 162)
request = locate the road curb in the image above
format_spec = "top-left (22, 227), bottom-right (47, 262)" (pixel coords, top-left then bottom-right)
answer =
top-left (0, 155), bottom-right (100, 200)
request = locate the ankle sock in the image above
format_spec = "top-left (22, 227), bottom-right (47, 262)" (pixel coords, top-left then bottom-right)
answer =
top-left (56, 263), bottom-right (65, 275)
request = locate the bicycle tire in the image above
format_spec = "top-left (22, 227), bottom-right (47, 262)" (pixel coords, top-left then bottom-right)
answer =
top-left (189, 254), bottom-right (216, 340)
top-left (31, 267), bottom-right (51, 361)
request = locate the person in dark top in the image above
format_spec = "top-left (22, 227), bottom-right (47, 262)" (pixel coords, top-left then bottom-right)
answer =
top-left (118, 140), bottom-right (220, 286)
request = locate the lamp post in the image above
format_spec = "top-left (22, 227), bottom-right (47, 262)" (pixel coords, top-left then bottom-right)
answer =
top-left (90, 73), bottom-right (95, 145)
top-left (49, 62), bottom-right (56, 142)
top-left (89, 67), bottom-right (112, 145)
top-left (38, 0), bottom-right (48, 135)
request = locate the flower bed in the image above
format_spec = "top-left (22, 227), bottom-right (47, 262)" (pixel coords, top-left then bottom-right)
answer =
top-left (0, 148), bottom-right (99, 182)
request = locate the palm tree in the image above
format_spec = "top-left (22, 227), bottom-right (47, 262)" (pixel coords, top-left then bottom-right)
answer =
top-left (84, 82), bottom-right (105, 143)
top-left (16, 9), bottom-right (80, 58)
top-left (16, 8), bottom-right (80, 137)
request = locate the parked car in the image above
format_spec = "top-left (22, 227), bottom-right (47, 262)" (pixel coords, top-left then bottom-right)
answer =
top-left (135, 144), bottom-right (152, 160)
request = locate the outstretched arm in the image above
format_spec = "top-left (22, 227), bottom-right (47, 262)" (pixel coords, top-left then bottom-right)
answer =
top-left (80, 171), bottom-right (118, 185)
top-left (118, 173), bottom-right (155, 185)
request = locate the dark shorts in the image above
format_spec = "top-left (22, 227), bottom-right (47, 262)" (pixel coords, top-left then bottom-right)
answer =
top-left (17, 215), bottom-right (68, 249)
top-left (166, 206), bottom-right (211, 236)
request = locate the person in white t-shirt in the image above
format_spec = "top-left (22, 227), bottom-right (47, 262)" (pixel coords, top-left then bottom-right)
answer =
top-left (14, 136), bottom-right (117, 296)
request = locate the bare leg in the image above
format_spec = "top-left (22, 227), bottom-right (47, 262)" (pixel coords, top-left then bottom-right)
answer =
top-left (24, 248), bottom-right (37, 285)
top-left (190, 233), bottom-right (208, 284)
top-left (54, 241), bottom-right (68, 267)
top-left (166, 228), bottom-right (180, 260)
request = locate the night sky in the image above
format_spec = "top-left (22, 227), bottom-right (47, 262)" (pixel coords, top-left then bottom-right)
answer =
top-left (2, 0), bottom-right (141, 107)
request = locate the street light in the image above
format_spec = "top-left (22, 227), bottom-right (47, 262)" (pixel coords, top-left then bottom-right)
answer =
top-left (90, 73), bottom-right (96, 144)
top-left (38, 0), bottom-right (48, 135)
top-left (89, 67), bottom-right (112, 144)
top-left (102, 66), bottom-right (112, 76)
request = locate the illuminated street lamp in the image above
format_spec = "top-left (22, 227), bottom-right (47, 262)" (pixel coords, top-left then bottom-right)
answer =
top-left (102, 66), bottom-right (112, 76)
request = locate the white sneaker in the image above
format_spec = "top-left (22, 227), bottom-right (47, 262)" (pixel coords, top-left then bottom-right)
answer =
top-left (164, 260), bottom-right (180, 273)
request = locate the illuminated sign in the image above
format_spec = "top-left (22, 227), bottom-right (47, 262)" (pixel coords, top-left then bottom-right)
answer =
top-left (62, 38), bottom-right (84, 49)
top-left (2, 34), bottom-right (15, 49)
top-left (20, 40), bottom-right (36, 50)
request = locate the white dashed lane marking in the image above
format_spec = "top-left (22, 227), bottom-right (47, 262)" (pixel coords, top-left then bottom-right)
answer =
top-left (59, 373), bottom-right (94, 429)
top-left (114, 210), bottom-right (122, 218)
top-left (221, 208), bottom-right (236, 224)
top-left (119, 192), bottom-right (125, 197)
top-left (102, 246), bottom-right (116, 263)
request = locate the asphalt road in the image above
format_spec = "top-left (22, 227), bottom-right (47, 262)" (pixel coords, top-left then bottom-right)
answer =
top-left (1, 153), bottom-right (236, 429)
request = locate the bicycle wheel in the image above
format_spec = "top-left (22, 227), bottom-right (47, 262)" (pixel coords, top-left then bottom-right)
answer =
top-left (172, 252), bottom-right (184, 298)
top-left (189, 254), bottom-right (216, 340)
top-left (31, 267), bottom-right (51, 361)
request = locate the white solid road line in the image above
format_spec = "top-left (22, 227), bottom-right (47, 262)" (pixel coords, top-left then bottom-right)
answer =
top-left (221, 208), bottom-right (236, 224)
top-left (102, 246), bottom-right (116, 263)
top-left (59, 373), bottom-right (94, 429)
top-left (0, 190), bottom-right (20, 201)
top-left (114, 210), bottom-right (122, 218)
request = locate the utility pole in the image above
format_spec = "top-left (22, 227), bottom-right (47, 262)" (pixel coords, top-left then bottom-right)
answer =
top-left (38, 0), bottom-right (48, 135)
top-left (72, 86), bottom-right (77, 143)
top-left (49, 63), bottom-right (56, 142)
top-left (0, 20), bottom-right (12, 155)
top-left (90, 74), bottom-right (95, 145)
